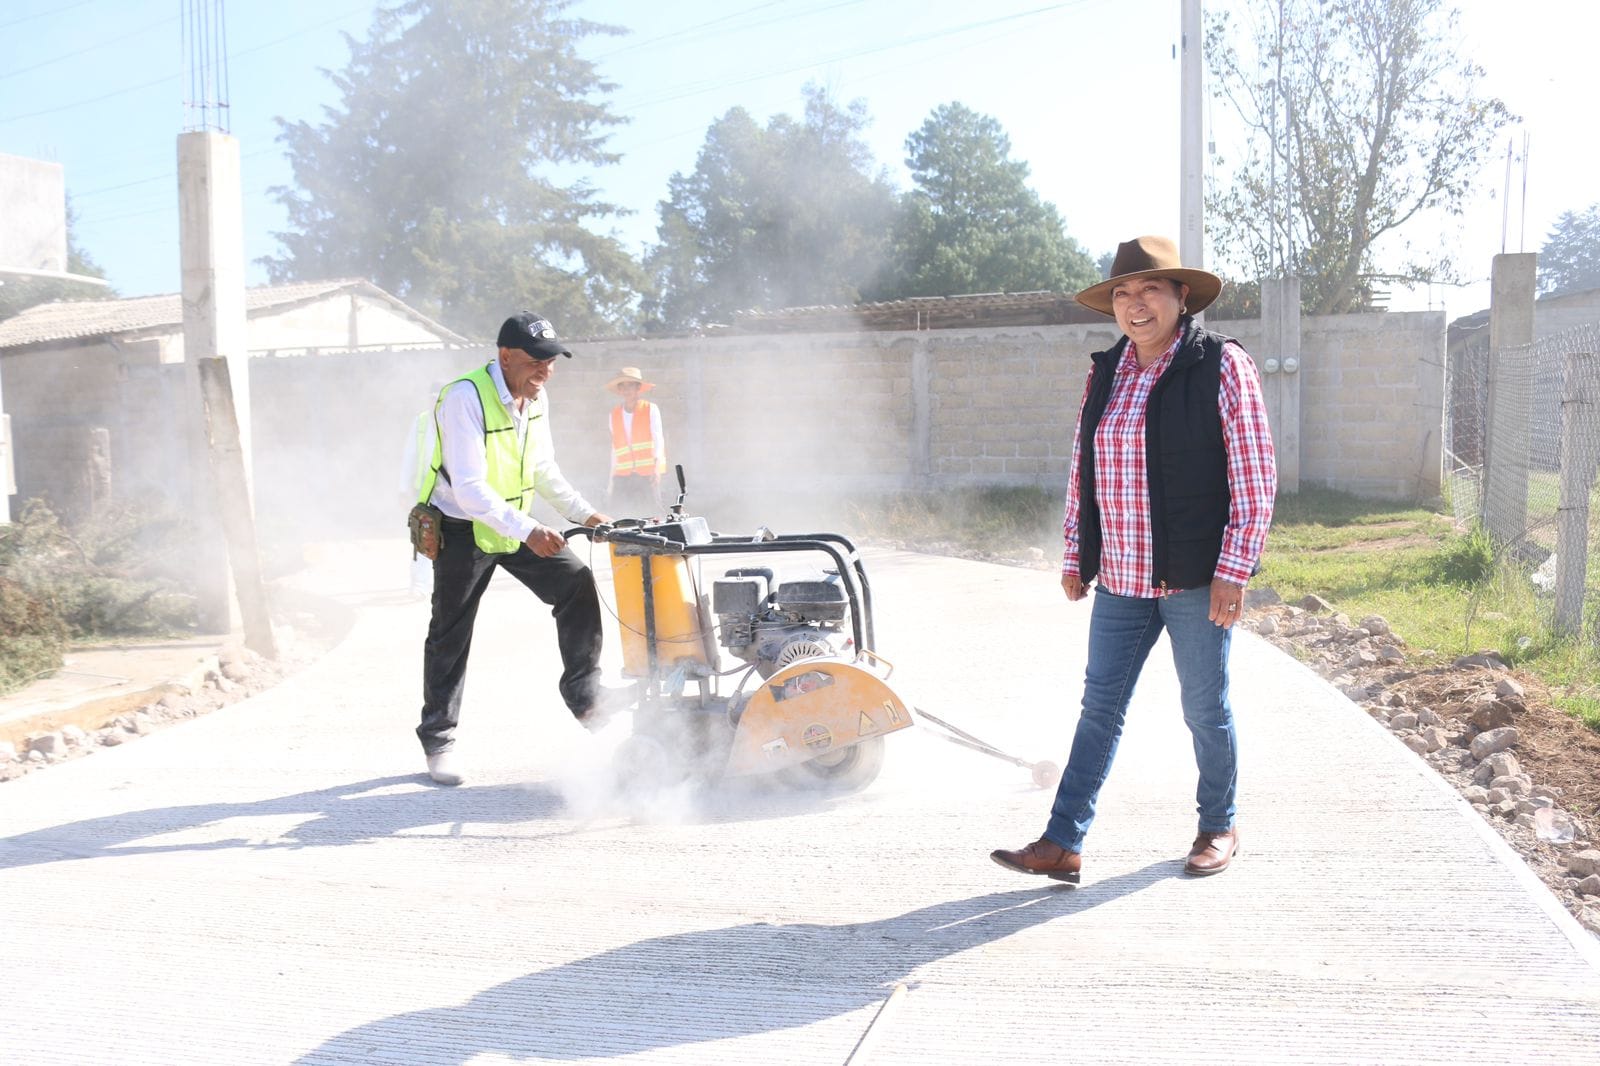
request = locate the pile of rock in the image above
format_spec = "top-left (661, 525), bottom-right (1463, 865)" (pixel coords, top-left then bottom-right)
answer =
top-left (1245, 592), bottom-right (1600, 940)
top-left (0, 645), bottom-right (282, 784)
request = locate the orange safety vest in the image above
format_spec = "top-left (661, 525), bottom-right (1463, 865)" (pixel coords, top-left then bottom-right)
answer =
top-left (610, 400), bottom-right (661, 477)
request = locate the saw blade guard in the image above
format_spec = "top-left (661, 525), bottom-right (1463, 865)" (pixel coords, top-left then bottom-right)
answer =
top-left (724, 655), bottom-right (912, 779)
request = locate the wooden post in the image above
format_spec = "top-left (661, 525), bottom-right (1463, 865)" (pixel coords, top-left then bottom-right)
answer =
top-left (196, 357), bottom-right (277, 659)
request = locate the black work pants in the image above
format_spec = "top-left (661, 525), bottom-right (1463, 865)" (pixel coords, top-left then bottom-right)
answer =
top-left (417, 517), bottom-right (603, 755)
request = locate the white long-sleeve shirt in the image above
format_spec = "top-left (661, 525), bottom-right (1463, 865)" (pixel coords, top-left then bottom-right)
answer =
top-left (427, 361), bottom-right (597, 542)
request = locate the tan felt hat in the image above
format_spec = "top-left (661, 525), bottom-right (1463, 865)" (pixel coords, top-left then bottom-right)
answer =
top-left (1074, 235), bottom-right (1223, 316)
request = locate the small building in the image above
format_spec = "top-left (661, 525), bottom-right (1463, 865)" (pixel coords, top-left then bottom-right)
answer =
top-left (0, 278), bottom-right (468, 519)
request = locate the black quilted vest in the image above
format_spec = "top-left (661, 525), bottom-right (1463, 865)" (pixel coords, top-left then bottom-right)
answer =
top-left (1076, 320), bottom-right (1232, 592)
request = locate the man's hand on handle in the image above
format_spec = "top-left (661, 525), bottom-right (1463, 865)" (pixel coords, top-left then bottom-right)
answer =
top-left (524, 525), bottom-right (566, 557)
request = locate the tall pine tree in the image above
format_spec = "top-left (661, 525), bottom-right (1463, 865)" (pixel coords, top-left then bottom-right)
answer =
top-left (264, 0), bottom-right (645, 336)
top-left (872, 103), bottom-right (1097, 300)
top-left (645, 85), bottom-right (898, 330)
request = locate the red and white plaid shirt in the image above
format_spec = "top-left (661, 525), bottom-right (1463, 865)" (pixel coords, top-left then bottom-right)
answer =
top-left (1061, 332), bottom-right (1276, 597)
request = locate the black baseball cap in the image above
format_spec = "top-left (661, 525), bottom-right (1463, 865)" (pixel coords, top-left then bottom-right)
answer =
top-left (496, 312), bottom-right (572, 359)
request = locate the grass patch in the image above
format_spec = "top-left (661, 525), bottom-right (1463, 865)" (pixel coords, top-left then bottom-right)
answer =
top-left (840, 483), bottom-right (1600, 733)
top-left (844, 486), bottom-right (1061, 556)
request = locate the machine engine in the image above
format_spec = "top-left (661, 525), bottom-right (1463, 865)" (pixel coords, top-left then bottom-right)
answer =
top-left (712, 567), bottom-right (850, 676)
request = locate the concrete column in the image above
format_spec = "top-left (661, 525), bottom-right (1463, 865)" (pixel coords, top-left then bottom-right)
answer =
top-left (911, 341), bottom-right (931, 490)
top-left (1259, 276), bottom-right (1301, 494)
top-left (1554, 349), bottom-right (1599, 637)
top-left (685, 350), bottom-right (705, 487)
top-left (178, 130), bottom-right (251, 631)
top-left (1483, 253), bottom-right (1537, 543)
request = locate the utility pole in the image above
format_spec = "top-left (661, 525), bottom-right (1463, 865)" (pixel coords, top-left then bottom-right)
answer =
top-left (1180, 0), bottom-right (1205, 300)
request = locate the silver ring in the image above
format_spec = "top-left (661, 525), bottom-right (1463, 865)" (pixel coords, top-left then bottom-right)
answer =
top-left (1226, 604), bottom-right (1238, 611)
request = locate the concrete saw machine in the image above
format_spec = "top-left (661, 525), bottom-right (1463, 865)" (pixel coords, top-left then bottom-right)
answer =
top-left (567, 468), bottom-right (1057, 795)
top-left (568, 482), bottom-right (906, 793)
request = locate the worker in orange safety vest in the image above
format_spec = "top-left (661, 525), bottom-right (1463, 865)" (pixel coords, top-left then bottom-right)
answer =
top-left (605, 366), bottom-right (667, 518)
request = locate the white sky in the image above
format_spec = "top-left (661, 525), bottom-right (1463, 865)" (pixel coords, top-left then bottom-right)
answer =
top-left (1, 0), bottom-right (1595, 320)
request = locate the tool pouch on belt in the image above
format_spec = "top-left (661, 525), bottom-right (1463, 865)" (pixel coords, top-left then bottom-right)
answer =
top-left (407, 503), bottom-right (444, 561)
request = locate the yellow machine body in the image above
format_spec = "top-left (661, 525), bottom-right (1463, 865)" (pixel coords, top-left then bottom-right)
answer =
top-left (609, 548), bottom-right (714, 677)
top-left (724, 656), bottom-right (912, 777)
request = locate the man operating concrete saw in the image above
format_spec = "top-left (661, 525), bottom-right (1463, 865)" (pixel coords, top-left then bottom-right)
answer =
top-left (411, 312), bottom-right (613, 787)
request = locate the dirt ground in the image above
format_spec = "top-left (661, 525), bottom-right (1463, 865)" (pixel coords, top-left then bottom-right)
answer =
top-left (1243, 593), bottom-right (1600, 936)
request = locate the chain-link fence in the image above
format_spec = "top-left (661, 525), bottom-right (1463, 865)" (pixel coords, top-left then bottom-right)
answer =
top-left (1445, 322), bottom-right (1600, 634)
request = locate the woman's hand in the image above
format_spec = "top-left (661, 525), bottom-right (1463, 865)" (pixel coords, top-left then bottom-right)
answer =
top-left (1209, 578), bottom-right (1246, 628)
top-left (1061, 574), bottom-right (1088, 601)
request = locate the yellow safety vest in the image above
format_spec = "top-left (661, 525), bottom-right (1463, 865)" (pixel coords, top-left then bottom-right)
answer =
top-left (417, 366), bottom-right (536, 554)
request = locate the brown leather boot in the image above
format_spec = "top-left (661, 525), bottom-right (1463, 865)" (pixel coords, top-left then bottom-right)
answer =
top-left (1183, 828), bottom-right (1239, 876)
top-left (990, 837), bottom-right (1081, 884)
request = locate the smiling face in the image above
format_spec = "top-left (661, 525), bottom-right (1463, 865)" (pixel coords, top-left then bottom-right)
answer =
top-left (1110, 275), bottom-right (1189, 356)
top-left (499, 346), bottom-right (555, 402)
top-left (615, 380), bottom-right (642, 409)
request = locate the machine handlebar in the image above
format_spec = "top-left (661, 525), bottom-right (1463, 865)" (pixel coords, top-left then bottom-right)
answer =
top-left (562, 524), bottom-right (672, 547)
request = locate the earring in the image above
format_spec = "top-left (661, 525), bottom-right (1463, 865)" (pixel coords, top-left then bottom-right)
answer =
top-left (1180, 305), bottom-right (1188, 314)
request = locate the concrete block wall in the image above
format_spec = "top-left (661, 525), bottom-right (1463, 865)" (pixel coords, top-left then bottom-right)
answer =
top-left (924, 325), bottom-right (1120, 486)
top-left (1305, 311), bottom-right (1444, 500)
top-left (231, 311), bottom-right (1455, 536)
top-left (1215, 310), bottom-right (1446, 500)
top-left (2, 307), bottom-right (1452, 533)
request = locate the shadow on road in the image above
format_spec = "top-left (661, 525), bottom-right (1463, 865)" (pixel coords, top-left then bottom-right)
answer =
top-left (0, 776), bottom-right (569, 869)
top-left (299, 871), bottom-right (1176, 1063)
top-left (0, 764), bottom-right (938, 870)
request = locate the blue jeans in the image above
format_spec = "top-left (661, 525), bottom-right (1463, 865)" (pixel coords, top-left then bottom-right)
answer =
top-left (1044, 585), bottom-right (1237, 852)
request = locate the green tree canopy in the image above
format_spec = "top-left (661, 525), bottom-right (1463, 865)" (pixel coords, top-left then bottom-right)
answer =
top-left (1206, 0), bottom-right (1511, 314)
top-left (644, 85), bottom-right (898, 330)
top-left (871, 102), bottom-right (1097, 300)
top-left (263, 0), bottom-right (644, 337)
top-left (1538, 204), bottom-right (1600, 298)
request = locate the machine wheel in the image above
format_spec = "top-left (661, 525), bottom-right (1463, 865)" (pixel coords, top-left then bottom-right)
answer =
top-left (614, 733), bottom-right (685, 794)
top-left (777, 736), bottom-right (886, 794)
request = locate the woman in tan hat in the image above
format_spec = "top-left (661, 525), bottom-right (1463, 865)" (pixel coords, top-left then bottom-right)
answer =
top-left (991, 235), bottom-right (1277, 884)
top-left (605, 367), bottom-right (667, 517)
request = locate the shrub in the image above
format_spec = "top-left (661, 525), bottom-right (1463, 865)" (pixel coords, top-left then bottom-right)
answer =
top-left (0, 498), bottom-right (198, 648)
top-left (0, 573), bottom-right (68, 694)
top-left (1430, 524), bottom-right (1495, 586)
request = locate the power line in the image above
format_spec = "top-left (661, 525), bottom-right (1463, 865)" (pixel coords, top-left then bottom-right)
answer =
top-left (0, 4), bottom-right (371, 126)
top-left (591, 0), bottom-right (792, 60)
top-left (0, 0), bottom-right (101, 32)
top-left (0, 13), bottom-right (179, 81)
top-left (615, 2), bottom-right (1095, 157)
top-left (72, 145), bottom-right (284, 214)
top-left (611, 1), bottom-right (1090, 114)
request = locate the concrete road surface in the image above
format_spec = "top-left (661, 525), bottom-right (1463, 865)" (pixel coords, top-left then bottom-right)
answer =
top-left (3, 540), bottom-right (1598, 1065)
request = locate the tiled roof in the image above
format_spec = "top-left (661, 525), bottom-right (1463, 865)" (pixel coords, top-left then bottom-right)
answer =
top-left (0, 278), bottom-right (468, 350)
top-left (728, 290), bottom-right (1105, 332)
